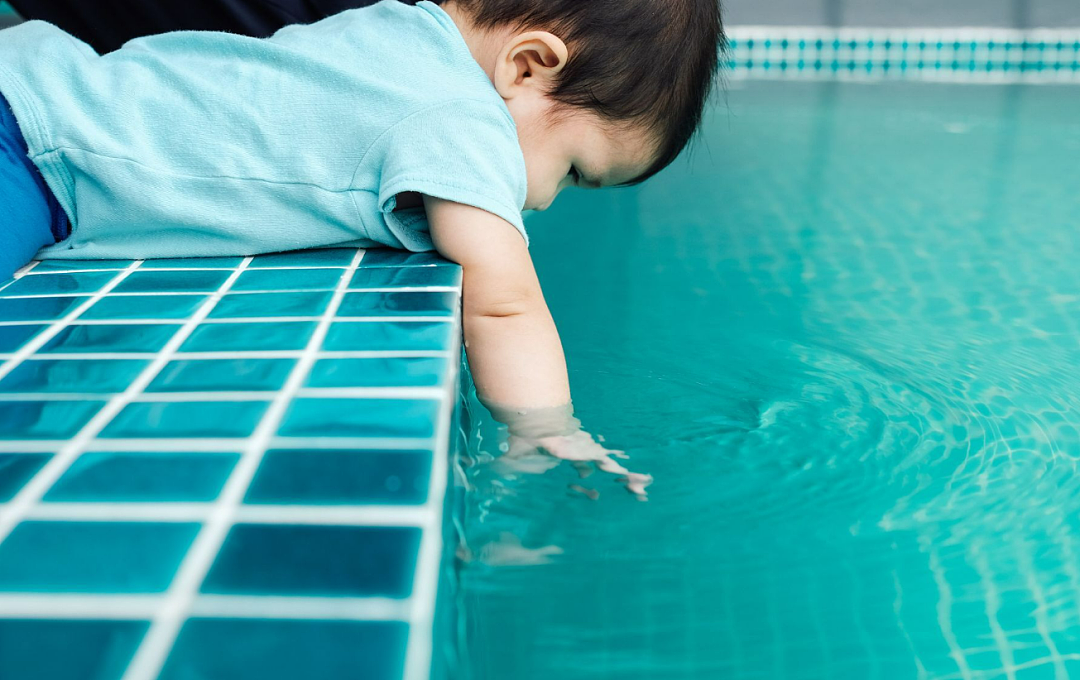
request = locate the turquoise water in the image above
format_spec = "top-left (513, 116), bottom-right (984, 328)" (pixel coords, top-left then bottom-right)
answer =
top-left (459, 81), bottom-right (1080, 679)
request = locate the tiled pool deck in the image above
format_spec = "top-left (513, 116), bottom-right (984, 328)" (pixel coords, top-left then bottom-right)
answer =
top-left (0, 248), bottom-right (463, 680)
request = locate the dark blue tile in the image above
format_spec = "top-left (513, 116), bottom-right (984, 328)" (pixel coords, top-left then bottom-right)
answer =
top-left (181, 322), bottom-right (316, 352)
top-left (277, 398), bottom-right (439, 439)
top-left (140, 257), bottom-right (243, 269)
top-left (250, 248), bottom-right (356, 268)
top-left (0, 325), bottom-right (45, 353)
top-left (44, 452), bottom-right (239, 502)
top-left (0, 521), bottom-right (200, 593)
top-left (232, 268), bottom-right (344, 291)
top-left (0, 619), bottom-right (148, 680)
top-left (245, 449), bottom-right (430, 505)
top-left (348, 266), bottom-right (461, 289)
top-left (113, 270), bottom-right (232, 294)
top-left (81, 295), bottom-right (208, 320)
top-left (358, 249), bottom-right (451, 267)
top-left (148, 359), bottom-right (296, 392)
top-left (322, 321), bottom-right (454, 352)
top-left (40, 324), bottom-right (179, 353)
top-left (0, 401), bottom-right (104, 440)
top-left (100, 401), bottom-right (270, 438)
top-left (306, 357), bottom-right (446, 388)
top-left (0, 453), bottom-right (51, 501)
top-left (208, 292), bottom-right (331, 319)
top-left (1, 272), bottom-right (116, 296)
top-left (202, 524), bottom-right (420, 597)
top-left (160, 619), bottom-right (407, 680)
top-left (31, 260), bottom-right (132, 271)
top-left (0, 297), bottom-right (79, 322)
top-left (0, 359), bottom-right (149, 393)
top-left (337, 291), bottom-right (458, 317)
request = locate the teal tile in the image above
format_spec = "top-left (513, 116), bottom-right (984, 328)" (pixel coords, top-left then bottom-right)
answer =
top-left (0, 359), bottom-right (149, 393)
top-left (232, 268), bottom-right (343, 291)
top-left (208, 292), bottom-right (331, 319)
top-left (30, 259), bottom-right (131, 271)
top-left (100, 401), bottom-right (270, 438)
top-left (250, 248), bottom-right (355, 268)
top-left (0, 272), bottom-right (116, 296)
top-left (358, 250), bottom-right (451, 267)
top-left (0, 296), bottom-right (79, 321)
top-left (113, 270), bottom-right (232, 294)
top-left (148, 359), bottom-right (295, 392)
top-left (40, 324), bottom-right (178, 353)
top-left (0, 401), bottom-right (104, 440)
top-left (337, 291), bottom-right (458, 317)
top-left (202, 524), bottom-right (420, 597)
top-left (0, 325), bottom-right (44, 352)
top-left (0, 521), bottom-right (200, 592)
top-left (306, 357), bottom-right (446, 388)
top-left (348, 266), bottom-right (460, 288)
top-left (44, 452), bottom-right (239, 502)
top-left (81, 294), bottom-right (208, 320)
top-left (140, 257), bottom-right (243, 269)
top-left (245, 449), bottom-right (430, 505)
top-left (0, 453), bottom-right (51, 501)
top-left (181, 322), bottom-right (316, 352)
top-left (160, 619), bottom-right (407, 680)
top-left (277, 398), bottom-right (438, 439)
top-left (322, 321), bottom-right (453, 351)
top-left (0, 619), bottom-right (148, 680)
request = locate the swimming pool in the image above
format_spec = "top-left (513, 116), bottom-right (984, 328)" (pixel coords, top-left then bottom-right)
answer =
top-left (458, 80), bottom-right (1080, 679)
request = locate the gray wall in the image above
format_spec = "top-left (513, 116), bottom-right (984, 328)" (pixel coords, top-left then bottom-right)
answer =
top-left (723, 0), bottom-right (1080, 28)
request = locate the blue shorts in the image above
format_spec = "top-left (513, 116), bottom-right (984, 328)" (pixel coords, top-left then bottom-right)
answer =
top-left (0, 91), bottom-right (68, 281)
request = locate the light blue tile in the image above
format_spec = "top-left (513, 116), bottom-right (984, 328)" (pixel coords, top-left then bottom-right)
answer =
top-left (277, 398), bottom-right (439, 439)
top-left (147, 359), bottom-right (296, 392)
top-left (202, 524), bottom-right (421, 597)
top-left (245, 449), bottom-right (430, 505)
top-left (0, 359), bottom-right (149, 394)
top-left (139, 257), bottom-right (243, 269)
top-left (180, 322), bottom-right (317, 352)
top-left (0, 521), bottom-right (200, 593)
top-left (348, 266), bottom-right (461, 289)
top-left (113, 270), bottom-right (232, 294)
top-left (322, 321), bottom-right (454, 352)
top-left (0, 401), bottom-right (104, 440)
top-left (43, 452), bottom-right (239, 502)
top-left (306, 357), bottom-right (446, 388)
top-left (231, 268), bottom-right (343, 291)
top-left (0, 325), bottom-right (44, 352)
top-left (0, 297), bottom-right (79, 321)
top-left (40, 324), bottom-right (179, 353)
top-left (100, 401), bottom-right (270, 439)
top-left (0, 619), bottom-right (148, 680)
top-left (31, 260), bottom-right (131, 271)
top-left (337, 291), bottom-right (458, 317)
top-left (250, 248), bottom-right (355, 268)
top-left (208, 292), bottom-right (331, 319)
top-left (81, 294), bottom-right (208, 320)
top-left (0, 453), bottom-right (51, 501)
top-left (358, 249), bottom-right (451, 268)
top-left (0, 272), bottom-right (116, 296)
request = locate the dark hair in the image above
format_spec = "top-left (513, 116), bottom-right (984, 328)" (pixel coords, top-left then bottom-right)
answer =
top-left (452, 0), bottom-right (725, 184)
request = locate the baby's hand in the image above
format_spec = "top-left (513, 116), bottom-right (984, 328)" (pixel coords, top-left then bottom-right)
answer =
top-left (510, 429), bottom-right (653, 501)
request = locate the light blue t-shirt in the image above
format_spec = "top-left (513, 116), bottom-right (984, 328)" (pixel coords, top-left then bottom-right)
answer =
top-left (0, 0), bottom-right (528, 260)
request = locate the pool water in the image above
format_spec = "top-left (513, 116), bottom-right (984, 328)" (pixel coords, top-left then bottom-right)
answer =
top-left (458, 81), bottom-right (1080, 679)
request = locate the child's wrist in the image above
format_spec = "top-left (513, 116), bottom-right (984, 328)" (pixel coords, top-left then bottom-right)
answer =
top-left (486, 401), bottom-right (581, 438)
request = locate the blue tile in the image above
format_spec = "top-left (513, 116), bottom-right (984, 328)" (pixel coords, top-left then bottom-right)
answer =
top-left (139, 257), bottom-right (243, 269)
top-left (208, 292), bottom-right (331, 319)
top-left (0, 619), bottom-right (148, 680)
top-left (100, 401), bottom-right (270, 438)
top-left (43, 452), bottom-right (239, 502)
top-left (348, 266), bottom-right (460, 288)
top-left (306, 357), bottom-right (446, 388)
top-left (160, 619), bottom-right (407, 680)
top-left (0, 401), bottom-right (104, 440)
top-left (337, 291), bottom-right (458, 317)
top-left (0, 272), bottom-right (116, 296)
top-left (202, 524), bottom-right (420, 597)
top-left (0, 297), bottom-right (79, 321)
top-left (278, 398), bottom-right (439, 439)
top-left (81, 294), bottom-right (208, 320)
top-left (181, 322), bottom-right (316, 352)
top-left (0, 521), bottom-right (200, 593)
top-left (148, 359), bottom-right (296, 392)
top-left (250, 248), bottom-right (356, 268)
top-left (40, 324), bottom-right (178, 353)
top-left (322, 321), bottom-right (454, 352)
top-left (0, 453), bottom-right (51, 501)
top-left (232, 268), bottom-right (344, 291)
top-left (113, 270), bottom-right (232, 294)
top-left (30, 260), bottom-right (132, 271)
top-left (0, 325), bottom-right (44, 353)
top-left (0, 359), bottom-right (149, 393)
top-left (358, 249), bottom-right (451, 267)
top-left (245, 449), bottom-right (430, 505)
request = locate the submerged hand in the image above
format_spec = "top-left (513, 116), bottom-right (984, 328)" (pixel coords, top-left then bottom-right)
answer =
top-left (509, 429), bottom-right (653, 500)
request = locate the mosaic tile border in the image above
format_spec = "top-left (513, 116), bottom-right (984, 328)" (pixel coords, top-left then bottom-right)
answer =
top-left (727, 27), bottom-right (1080, 83)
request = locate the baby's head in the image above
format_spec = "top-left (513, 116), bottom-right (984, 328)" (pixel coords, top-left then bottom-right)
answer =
top-left (441, 0), bottom-right (725, 211)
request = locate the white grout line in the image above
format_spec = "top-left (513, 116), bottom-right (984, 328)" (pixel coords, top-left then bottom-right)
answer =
top-left (0, 315), bottom-right (454, 326)
top-left (0, 388), bottom-right (446, 402)
top-left (119, 249), bottom-right (367, 680)
top-left (0, 436), bottom-right (437, 453)
top-left (25, 503), bottom-right (434, 526)
top-left (0, 350), bottom-right (450, 362)
top-left (0, 286), bottom-right (459, 300)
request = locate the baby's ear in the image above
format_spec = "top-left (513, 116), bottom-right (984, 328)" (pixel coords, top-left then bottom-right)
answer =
top-left (493, 31), bottom-right (568, 98)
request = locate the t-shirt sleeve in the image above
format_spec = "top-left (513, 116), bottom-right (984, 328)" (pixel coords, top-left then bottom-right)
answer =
top-left (374, 98), bottom-right (529, 251)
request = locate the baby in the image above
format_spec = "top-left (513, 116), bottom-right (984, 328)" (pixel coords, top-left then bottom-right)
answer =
top-left (0, 0), bottom-right (724, 497)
